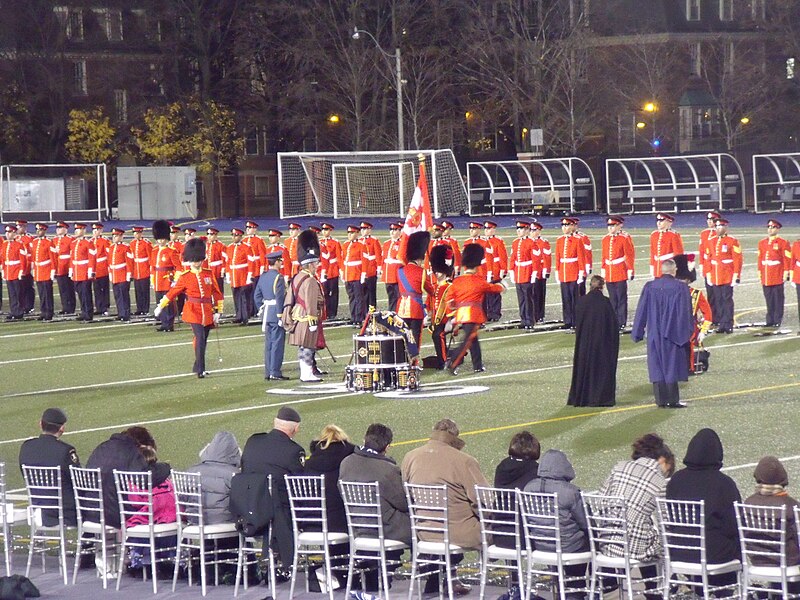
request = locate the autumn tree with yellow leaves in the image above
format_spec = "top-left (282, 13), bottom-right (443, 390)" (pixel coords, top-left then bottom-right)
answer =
top-left (65, 108), bottom-right (117, 164)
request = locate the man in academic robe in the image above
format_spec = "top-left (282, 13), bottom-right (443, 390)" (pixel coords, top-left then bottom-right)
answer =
top-left (567, 275), bottom-right (619, 407)
top-left (631, 258), bottom-right (694, 408)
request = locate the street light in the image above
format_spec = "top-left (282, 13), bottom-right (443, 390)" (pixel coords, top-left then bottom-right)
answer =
top-left (642, 101), bottom-right (658, 151)
top-left (352, 26), bottom-right (404, 151)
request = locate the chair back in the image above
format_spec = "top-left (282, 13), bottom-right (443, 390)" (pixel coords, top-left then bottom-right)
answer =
top-left (517, 490), bottom-right (562, 555)
top-left (735, 502), bottom-right (789, 569)
top-left (113, 470), bottom-right (154, 532)
top-left (285, 475), bottom-right (328, 537)
top-left (581, 492), bottom-right (630, 560)
top-left (404, 483), bottom-right (450, 548)
top-left (70, 466), bottom-right (106, 527)
top-left (172, 471), bottom-right (204, 530)
top-left (339, 480), bottom-right (385, 541)
top-left (475, 486), bottom-right (522, 552)
top-left (22, 465), bottom-right (64, 527)
top-left (656, 498), bottom-right (705, 566)
top-left (0, 463), bottom-right (8, 525)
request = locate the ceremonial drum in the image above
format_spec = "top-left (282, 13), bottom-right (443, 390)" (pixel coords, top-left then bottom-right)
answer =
top-left (345, 333), bottom-right (420, 393)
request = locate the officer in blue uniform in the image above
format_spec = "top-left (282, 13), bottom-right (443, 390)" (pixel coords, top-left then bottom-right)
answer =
top-left (254, 250), bottom-right (288, 381)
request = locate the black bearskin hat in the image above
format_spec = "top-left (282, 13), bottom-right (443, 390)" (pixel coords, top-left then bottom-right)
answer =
top-left (462, 243), bottom-right (485, 269)
top-left (405, 231), bottom-right (430, 263)
top-left (674, 253), bottom-right (696, 283)
top-left (182, 238), bottom-right (206, 263)
top-left (429, 245), bottom-right (454, 277)
top-left (152, 219), bottom-right (171, 241)
top-left (298, 229), bottom-right (321, 265)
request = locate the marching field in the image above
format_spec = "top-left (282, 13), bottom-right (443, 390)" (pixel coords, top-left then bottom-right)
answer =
top-left (2, 215), bottom-right (800, 502)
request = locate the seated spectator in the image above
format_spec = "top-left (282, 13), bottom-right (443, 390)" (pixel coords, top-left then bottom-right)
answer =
top-left (524, 449), bottom-right (588, 600)
top-left (666, 428), bottom-right (740, 596)
top-left (189, 431), bottom-right (241, 525)
top-left (598, 433), bottom-right (674, 600)
top-left (494, 430), bottom-right (540, 490)
top-left (86, 426), bottom-right (151, 528)
top-left (743, 456), bottom-right (800, 596)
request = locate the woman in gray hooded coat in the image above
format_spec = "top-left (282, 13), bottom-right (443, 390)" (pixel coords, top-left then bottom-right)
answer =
top-left (189, 431), bottom-right (241, 524)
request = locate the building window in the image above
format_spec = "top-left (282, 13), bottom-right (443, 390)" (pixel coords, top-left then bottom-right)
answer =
top-left (690, 43), bottom-right (702, 76)
top-left (686, 0), bottom-right (701, 21)
top-left (719, 0), bottom-right (733, 21)
top-left (244, 128), bottom-right (259, 155)
top-left (254, 176), bottom-right (271, 197)
top-left (618, 113), bottom-right (636, 148)
top-left (788, 58), bottom-right (797, 80)
top-left (73, 60), bottom-right (87, 95)
top-left (751, 0), bottom-right (765, 20)
top-left (114, 89), bottom-right (128, 123)
top-left (68, 8), bottom-right (84, 40)
top-left (724, 42), bottom-right (735, 74)
top-left (93, 8), bottom-right (123, 41)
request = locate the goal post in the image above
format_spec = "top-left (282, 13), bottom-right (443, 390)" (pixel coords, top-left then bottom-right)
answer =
top-left (331, 161), bottom-right (415, 219)
top-left (278, 149), bottom-right (468, 219)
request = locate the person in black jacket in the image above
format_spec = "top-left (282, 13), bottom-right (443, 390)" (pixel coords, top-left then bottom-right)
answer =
top-left (494, 430), bottom-right (540, 491)
top-left (19, 408), bottom-right (81, 526)
top-left (665, 428), bottom-right (741, 596)
top-left (240, 406), bottom-right (305, 571)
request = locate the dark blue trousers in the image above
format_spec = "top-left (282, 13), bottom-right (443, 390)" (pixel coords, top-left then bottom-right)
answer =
top-left (264, 322), bottom-right (286, 378)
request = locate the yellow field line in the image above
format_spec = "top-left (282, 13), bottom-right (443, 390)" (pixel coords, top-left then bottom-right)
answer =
top-left (393, 381), bottom-right (800, 447)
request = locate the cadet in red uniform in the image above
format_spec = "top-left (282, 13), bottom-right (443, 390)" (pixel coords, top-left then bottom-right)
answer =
top-left (2, 224), bottom-right (29, 320)
top-left (440, 221), bottom-right (462, 270)
top-left (244, 221), bottom-right (267, 276)
top-left (287, 222), bottom-right (302, 277)
top-left (266, 229), bottom-right (291, 280)
top-left (318, 223), bottom-right (341, 320)
top-left (130, 225), bottom-right (152, 315)
top-left (650, 213), bottom-right (684, 278)
top-left (168, 225), bottom-right (184, 257)
top-left (342, 225), bottom-right (368, 325)
top-left (359, 221), bottom-right (383, 311)
top-left (484, 221), bottom-right (507, 321)
top-left (226, 227), bottom-right (256, 325)
top-left (703, 217), bottom-right (742, 334)
top-left (601, 216), bottom-right (636, 329)
top-left (150, 220), bottom-right (181, 332)
top-left (462, 221), bottom-right (492, 279)
top-left (397, 231), bottom-right (433, 348)
top-left (70, 223), bottom-right (97, 322)
top-left (382, 222), bottom-right (404, 312)
top-left (792, 235), bottom-right (800, 330)
top-left (156, 238), bottom-right (223, 378)
top-left (15, 220), bottom-right (35, 313)
top-left (52, 221), bottom-right (75, 315)
top-left (446, 244), bottom-right (507, 375)
top-left (573, 218), bottom-right (593, 296)
top-left (427, 244), bottom-right (455, 369)
top-left (205, 227), bottom-right (227, 296)
top-left (108, 227), bottom-right (134, 321)
top-left (698, 211), bottom-right (721, 318)
top-left (757, 219), bottom-right (791, 327)
top-left (508, 221), bottom-right (536, 329)
top-left (530, 222), bottom-right (551, 323)
top-left (555, 217), bottom-right (587, 329)
top-left (90, 223), bottom-right (111, 316)
top-left (675, 254), bottom-right (712, 374)
top-left (30, 223), bottom-right (55, 321)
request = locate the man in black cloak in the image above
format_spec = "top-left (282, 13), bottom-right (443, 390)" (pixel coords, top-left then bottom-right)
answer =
top-left (567, 275), bottom-right (619, 407)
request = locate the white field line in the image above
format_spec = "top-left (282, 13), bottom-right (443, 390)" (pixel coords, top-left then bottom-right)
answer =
top-left (0, 332), bottom-right (792, 446)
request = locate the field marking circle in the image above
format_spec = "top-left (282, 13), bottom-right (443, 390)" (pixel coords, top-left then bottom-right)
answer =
top-left (374, 385), bottom-right (489, 399)
top-left (266, 383), bottom-right (350, 395)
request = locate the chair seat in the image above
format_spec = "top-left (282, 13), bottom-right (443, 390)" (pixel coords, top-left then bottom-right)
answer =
top-left (352, 537), bottom-right (409, 552)
top-left (0, 508), bottom-right (28, 525)
top-left (670, 559), bottom-right (741, 576)
top-left (126, 522), bottom-right (179, 536)
top-left (486, 545), bottom-right (525, 561)
top-left (748, 564), bottom-right (800, 581)
top-left (81, 521), bottom-right (118, 535)
top-left (417, 540), bottom-right (463, 555)
top-left (530, 549), bottom-right (592, 566)
top-left (595, 553), bottom-right (658, 570)
top-left (297, 531), bottom-right (349, 546)
top-left (182, 522), bottom-right (239, 538)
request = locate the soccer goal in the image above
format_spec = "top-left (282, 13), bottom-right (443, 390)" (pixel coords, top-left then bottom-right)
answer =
top-left (278, 149), bottom-right (468, 219)
top-left (0, 163), bottom-right (109, 222)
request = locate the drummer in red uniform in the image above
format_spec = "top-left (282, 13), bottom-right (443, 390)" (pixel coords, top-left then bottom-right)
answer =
top-left (446, 244), bottom-right (508, 375)
top-left (427, 244), bottom-right (455, 370)
top-left (396, 231), bottom-right (433, 350)
top-left (155, 238), bottom-right (223, 378)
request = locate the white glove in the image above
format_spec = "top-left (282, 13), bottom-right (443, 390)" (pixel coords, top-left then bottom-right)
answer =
top-left (257, 305), bottom-right (264, 318)
top-left (246, 274), bottom-right (253, 285)
top-left (444, 320), bottom-right (454, 333)
top-left (88, 270), bottom-right (94, 279)
top-left (732, 277), bottom-right (740, 287)
top-left (577, 273), bottom-right (585, 285)
top-left (309, 324), bottom-right (318, 332)
top-left (277, 319), bottom-right (283, 328)
top-left (154, 305), bottom-right (163, 317)
top-left (225, 274), bottom-right (231, 285)
top-left (213, 312), bottom-right (221, 325)
top-left (320, 274), bottom-right (327, 283)
top-left (600, 269), bottom-right (606, 279)
top-left (68, 268), bottom-right (73, 278)
top-left (126, 274), bottom-right (132, 282)
top-left (697, 332), bottom-right (706, 345)
top-left (500, 276), bottom-right (512, 290)
top-left (377, 267), bottom-right (383, 278)
top-left (509, 271), bottom-right (516, 284)
top-left (628, 270), bottom-right (634, 281)
top-left (360, 273), bottom-right (366, 284)
top-left (706, 275), bottom-right (713, 286)
top-left (50, 271), bottom-right (55, 281)
top-left (423, 315), bottom-right (431, 328)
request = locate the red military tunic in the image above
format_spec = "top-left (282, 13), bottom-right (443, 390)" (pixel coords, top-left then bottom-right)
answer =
top-left (555, 234), bottom-right (587, 283)
top-left (793, 241), bottom-right (800, 284)
top-left (382, 238), bottom-right (403, 284)
top-left (462, 238), bottom-right (492, 280)
top-left (150, 245), bottom-right (181, 292)
top-left (574, 231), bottom-right (593, 275)
top-left (319, 238), bottom-right (341, 280)
top-left (705, 234), bottom-right (742, 286)
top-left (30, 237), bottom-right (55, 282)
top-left (108, 242), bottom-right (134, 284)
top-left (360, 235), bottom-right (383, 278)
top-left (341, 239), bottom-right (367, 283)
top-left (165, 267), bottom-right (223, 327)
top-left (92, 236), bottom-right (111, 279)
top-left (447, 273), bottom-right (504, 325)
top-left (698, 227), bottom-right (717, 276)
top-left (130, 238), bottom-right (153, 280)
top-left (485, 235), bottom-right (508, 282)
top-left (18, 233), bottom-right (32, 275)
top-left (225, 242), bottom-right (255, 288)
top-left (70, 237), bottom-right (96, 282)
top-left (206, 239), bottom-right (227, 280)
top-left (650, 230), bottom-right (684, 278)
top-left (266, 242), bottom-right (291, 278)
top-left (53, 234), bottom-right (73, 277)
top-left (396, 262), bottom-right (433, 319)
top-left (1, 239), bottom-right (28, 280)
top-left (287, 236), bottom-right (299, 277)
top-left (509, 237), bottom-right (536, 283)
top-left (533, 237), bottom-right (552, 279)
top-left (757, 236), bottom-right (791, 286)
top-left (601, 232), bottom-right (636, 282)
top-left (442, 236), bottom-right (462, 270)
top-left (245, 234), bottom-right (267, 276)
top-left (689, 287), bottom-right (713, 372)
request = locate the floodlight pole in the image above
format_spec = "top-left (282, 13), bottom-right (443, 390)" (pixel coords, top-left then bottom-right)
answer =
top-left (353, 27), bottom-right (404, 151)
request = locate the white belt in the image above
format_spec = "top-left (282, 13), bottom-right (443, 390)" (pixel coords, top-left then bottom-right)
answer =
top-left (134, 257), bottom-right (149, 262)
top-left (209, 260), bottom-right (223, 266)
top-left (263, 299), bottom-right (277, 306)
top-left (96, 257), bottom-right (107, 262)
top-left (345, 260), bottom-right (361, 266)
top-left (110, 264), bottom-right (126, 270)
top-left (560, 258), bottom-right (578, 263)
top-left (796, 261), bottom-right (800, 267)
top-left (329, 258), bottom-right (339, 263)
top-left (654, 253), bottom-right (674, 260)
top-left (385, 259), bottom-right (403, 264)
top-left (761, 260), bottom-right (781, 266)
top-left (711, 259), bottom-right (733, 264)
top-left (35, 260), bottom-right (51, 266)
top-left (73, 260), bottom-right (89, 265)
top-left (231, 263), bottom-right (248, 269)
top-left (605, 257), bottom-right (627, 265)
top-left (59, 254), bottom-right (70, 259)
top-left (5, 260), bottom-right (20, 265)
top-left (364, 254), bottom-right (375, 260)
top-left (515, 260), bottom-right (532, 266)
top-left (543, 249), bottom-right (552, 255)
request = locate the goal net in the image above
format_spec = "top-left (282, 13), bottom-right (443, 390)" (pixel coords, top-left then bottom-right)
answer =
top-left (278, 150), bottom-right (467, 219)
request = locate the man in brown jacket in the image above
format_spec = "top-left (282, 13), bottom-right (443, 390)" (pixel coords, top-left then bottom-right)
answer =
top-left (401, 418), bottom-right (488, 595)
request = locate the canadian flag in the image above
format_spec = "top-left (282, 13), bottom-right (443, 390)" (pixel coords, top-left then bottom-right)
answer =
top-left (402, 161), bottom-right (433, 235)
